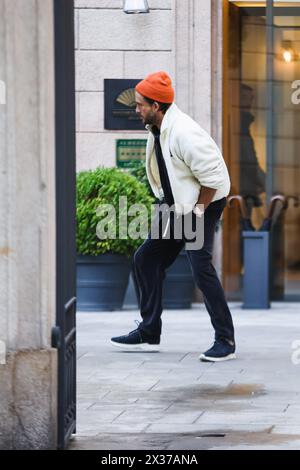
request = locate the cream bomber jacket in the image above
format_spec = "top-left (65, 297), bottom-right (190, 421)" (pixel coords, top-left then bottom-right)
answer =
top-left (145, 103), bottom-right (231, 215)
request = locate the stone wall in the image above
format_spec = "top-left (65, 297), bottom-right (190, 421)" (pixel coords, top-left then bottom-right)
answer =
top-left (0, 0), bottom-right (57, 449)
top-left (75, 0), bottom-right (173, 171)
top-left (75, 0), bottom-right (215, 171)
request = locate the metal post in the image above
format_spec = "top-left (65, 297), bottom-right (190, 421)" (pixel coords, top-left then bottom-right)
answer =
top-left (53, 0), bottom-right (77, 450)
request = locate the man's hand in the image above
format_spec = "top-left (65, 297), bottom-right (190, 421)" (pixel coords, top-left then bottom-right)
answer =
top-left (193, 205), bottom-right (205, 218)
top-left (195, 186), bottom-right (217, 211)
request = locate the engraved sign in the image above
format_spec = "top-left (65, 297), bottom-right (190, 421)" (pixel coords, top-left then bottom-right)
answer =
top-left (105, 79), bottom-right (145, 130)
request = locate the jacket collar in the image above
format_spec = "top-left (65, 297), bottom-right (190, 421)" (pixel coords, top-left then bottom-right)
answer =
top-left (145, 103), bottom-right (179, 135)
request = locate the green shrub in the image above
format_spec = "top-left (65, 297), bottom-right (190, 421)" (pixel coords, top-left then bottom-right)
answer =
top-left (76, 167), bottom-right (154, 258)
top-left (125, 159), bottom-right (153, 197)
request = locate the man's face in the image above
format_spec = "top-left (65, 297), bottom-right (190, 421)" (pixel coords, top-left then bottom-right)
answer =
top-left (135, 91), bottom-right (158, 125)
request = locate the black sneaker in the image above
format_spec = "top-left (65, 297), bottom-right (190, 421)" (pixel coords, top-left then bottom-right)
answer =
top-left (199, 339), bottom-right (236, 362)
top-left (110, 321), bottom-right (160, 352)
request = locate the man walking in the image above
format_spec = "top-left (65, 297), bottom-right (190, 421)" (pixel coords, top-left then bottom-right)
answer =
top-left (111, 72), bottom-right (235, 362)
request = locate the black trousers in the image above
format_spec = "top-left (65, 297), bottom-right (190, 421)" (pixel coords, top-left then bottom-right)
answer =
top-left (132, 197), bottom-right (235, 342)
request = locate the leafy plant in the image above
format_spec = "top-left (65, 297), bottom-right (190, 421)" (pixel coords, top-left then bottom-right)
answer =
top-left (76, 167), bottom-right (154, 257)
top-left (124, 159), bottom-right (153, 197)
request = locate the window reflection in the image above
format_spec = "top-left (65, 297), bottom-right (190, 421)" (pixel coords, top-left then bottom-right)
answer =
top-left (239, 83), bottom-right (266, 216)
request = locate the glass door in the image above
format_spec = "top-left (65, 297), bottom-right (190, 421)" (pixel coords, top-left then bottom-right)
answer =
top-left (223, 0), bottom-right (300, 301)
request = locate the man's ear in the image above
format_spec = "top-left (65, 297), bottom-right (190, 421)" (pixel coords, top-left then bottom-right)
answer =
top-left (153, 101), bottom-right (160, 112)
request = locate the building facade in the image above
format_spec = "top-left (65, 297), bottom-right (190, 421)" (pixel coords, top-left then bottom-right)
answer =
top-left (75, 0), bottom-right (300, 302)
top-left (1, 0), bottom-right (300, 450)
top-left (75, 0), bottom-right (225, 292)
top-left (0, 0), bottom-right (58, 449)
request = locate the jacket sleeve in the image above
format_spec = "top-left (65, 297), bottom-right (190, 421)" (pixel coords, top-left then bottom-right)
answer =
top-left (176, 124), bottom-right (226, 189)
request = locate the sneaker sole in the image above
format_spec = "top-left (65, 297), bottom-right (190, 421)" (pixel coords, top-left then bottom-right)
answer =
top-left (198, 353), bottom-right (236, 362)
top-left (110, 340), bottom-right (160, 352)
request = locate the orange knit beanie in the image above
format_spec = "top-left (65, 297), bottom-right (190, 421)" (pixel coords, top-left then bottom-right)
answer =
top-left (135, 71), bottom-right (174, 103)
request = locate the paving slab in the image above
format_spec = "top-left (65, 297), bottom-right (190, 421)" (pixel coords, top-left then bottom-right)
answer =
top-left (69, 302), bottom-right (300, 450)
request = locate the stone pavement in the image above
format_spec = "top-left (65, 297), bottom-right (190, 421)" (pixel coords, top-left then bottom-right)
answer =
top-left (69, 302), bottom-right (300, 450)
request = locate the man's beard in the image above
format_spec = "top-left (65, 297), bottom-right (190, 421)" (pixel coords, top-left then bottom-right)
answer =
top-left (143, 114), bottom-right (155, 126)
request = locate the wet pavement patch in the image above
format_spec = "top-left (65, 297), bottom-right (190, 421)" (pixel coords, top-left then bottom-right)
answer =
top-left (159, 383), bottom-right (267, 401)
top-left (203, 383), bottom-right (266, 398)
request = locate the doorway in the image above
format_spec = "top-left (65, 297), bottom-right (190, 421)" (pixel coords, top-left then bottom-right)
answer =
top-left (223, 0), bottom-right (300, 301)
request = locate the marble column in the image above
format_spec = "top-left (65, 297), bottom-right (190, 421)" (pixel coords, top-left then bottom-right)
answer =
top-left (0, 0), bottom-right (57, 449)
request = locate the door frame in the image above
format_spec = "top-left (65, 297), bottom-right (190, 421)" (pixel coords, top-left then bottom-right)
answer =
top-left (52, 0), bottom-right (77, 450)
